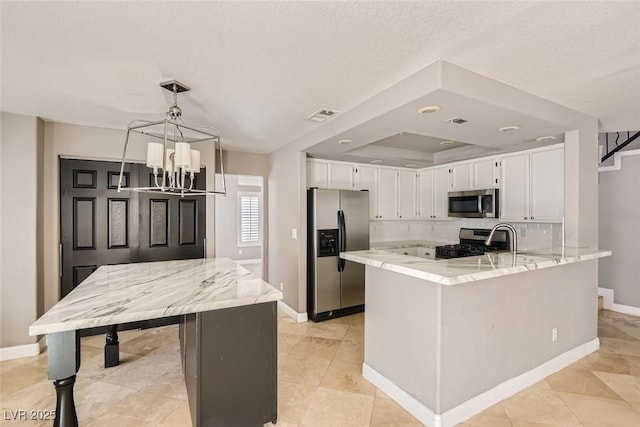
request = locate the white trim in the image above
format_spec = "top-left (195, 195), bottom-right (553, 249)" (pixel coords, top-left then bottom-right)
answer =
top-left (277, 300), bottom-right (308, 323)
top-left (363, 338), bottom-right (600, 427)
top-left (598, 148), bottom-right (640, 172)
top-left (0, 336), bottom-right (46, 361)
top-left (598, 287), bottom-right (640, 316)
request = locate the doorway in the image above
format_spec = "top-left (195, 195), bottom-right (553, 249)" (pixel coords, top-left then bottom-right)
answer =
top-left (214, 174), bottom-right (264, 278)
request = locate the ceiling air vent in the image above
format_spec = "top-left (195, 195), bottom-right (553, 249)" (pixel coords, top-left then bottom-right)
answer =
top-left (307, 108), bottom-right (339, 122)
top-left (446, 117), bottom-right (470, 125)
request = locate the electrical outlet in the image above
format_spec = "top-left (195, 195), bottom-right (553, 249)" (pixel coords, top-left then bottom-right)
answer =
top-left (291, 228), bottom-right (297, 239)
top-left (279, 282), bottom-right (284, 290)
top-left (520, 228), bottom-right (527, 238)
top-left (551, 327), bottom-right (558, 342)
top-left (238, 249), bottom-right (243, 255)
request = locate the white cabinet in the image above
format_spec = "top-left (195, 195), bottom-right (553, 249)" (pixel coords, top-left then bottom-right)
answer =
top-left (449, 163), bottom-right (472, 191)
top-left (500, 147), bottom-right (563, 222)
top-left (307, 160), bottom-right (328, 188)
top-left (377, 168), bottom-right (398, 219)
top-left (530, 148), bottom-right (564, 221)
top-left (357, 166), bottom-right (379, 219)
top-left (306, 159), bottom-right (355, 189)
top-left (328, 162), bottom-right (356, 190)
top-left (397, 170), bottom-right (417, 219)
top-left (418, 167), bottom-right (450, 219)
top-left (449, 159), bottom-right (499, 191)
top-left (473, 158), bottom-right (499, 188)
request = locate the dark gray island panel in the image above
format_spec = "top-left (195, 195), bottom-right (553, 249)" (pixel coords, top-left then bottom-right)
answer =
top-left (182, 301), bottom-right (278, 427)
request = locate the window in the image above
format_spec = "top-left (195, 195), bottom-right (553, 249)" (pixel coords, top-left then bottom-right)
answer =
top-left (238, 191), bottom-right (261, 246)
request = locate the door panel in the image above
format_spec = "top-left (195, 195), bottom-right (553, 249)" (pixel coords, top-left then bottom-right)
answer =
top-left (60, 158), bottom-right (206, 333)
top-left (61, 159), bottom-right (140, 298)
top-left (313, 189), bottom-right (339, 229)
top-left (340, 190), bottom-right (369, 251)
top-left (138, 165), bottom-right (206, 262)
top-left (341, 260), bottom-right (365, 308)
top-left (314, 257), bottom-right (341, 313)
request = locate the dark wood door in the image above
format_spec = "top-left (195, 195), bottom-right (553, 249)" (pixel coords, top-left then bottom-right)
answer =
top-left (59, 158), bottom-right (206, 332)
top-left (60, 159), bottom-right (140, 298)
top-left (138, 167), bottom-right (207, 262)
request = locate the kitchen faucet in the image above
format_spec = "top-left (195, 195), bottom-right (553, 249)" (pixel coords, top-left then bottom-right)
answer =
top-left (485, 223), bottom-right (518, 253)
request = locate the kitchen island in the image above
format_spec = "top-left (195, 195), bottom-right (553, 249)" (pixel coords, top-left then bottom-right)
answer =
top-left (30, 258), bottom-right (282, 427)
top-left (341, 248), bottom-right (611, 427)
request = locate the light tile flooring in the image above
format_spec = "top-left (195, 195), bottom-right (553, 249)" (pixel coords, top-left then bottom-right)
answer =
top-left (3, 309), bottom-right (640, 426)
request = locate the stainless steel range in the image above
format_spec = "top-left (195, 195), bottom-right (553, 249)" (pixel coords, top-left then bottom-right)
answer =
top-left (435, 228), bottom-right (510, 259)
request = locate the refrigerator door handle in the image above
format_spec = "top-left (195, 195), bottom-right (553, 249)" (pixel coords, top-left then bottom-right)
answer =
top-left (338, 210), bottom-right (346, 272)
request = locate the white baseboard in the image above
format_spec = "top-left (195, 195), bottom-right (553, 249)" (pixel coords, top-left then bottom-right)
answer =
top-left (0, 336), bottom-right (46, 361)
top-left (364, 338), bottom-right (600, 427)
top-left (598, 287), bottom-right (640, 316)
top-left (277, 300), bottom-right (308, 323)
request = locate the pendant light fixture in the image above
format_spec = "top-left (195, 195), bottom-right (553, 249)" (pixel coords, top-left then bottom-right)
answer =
top-left (117, 80), bottom-right (226, 196)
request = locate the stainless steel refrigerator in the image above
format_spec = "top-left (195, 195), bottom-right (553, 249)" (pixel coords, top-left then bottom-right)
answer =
top-left (307, 188), bottom-right (369, 321)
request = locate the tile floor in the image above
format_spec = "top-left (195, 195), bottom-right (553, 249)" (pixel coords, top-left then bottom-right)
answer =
top-left (2, 309), bottom-right (640, 426)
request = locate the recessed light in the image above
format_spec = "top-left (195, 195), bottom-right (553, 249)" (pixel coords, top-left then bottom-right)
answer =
top-left (498, 125), bottom-right (521, 133)
top-left (337, 139), bottom-right (353, 145)
top-left (535, 136), bottom-right (557, 142)
top-left (417, 105), bottom-right (442, 114)
top-left (371, 160), bottom-right (383, 164)
top-left (440, 140), bottom-right (456, 146)
top-left (406, 163), bottom-right (418, 167)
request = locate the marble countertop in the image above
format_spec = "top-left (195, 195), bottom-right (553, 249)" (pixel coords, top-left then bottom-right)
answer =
top-left (341, 247), bottom-right (612, 286)
top-left (30, 258), bottom-right (282, 335)
top-left (370, 240), bottom-right (449, 250)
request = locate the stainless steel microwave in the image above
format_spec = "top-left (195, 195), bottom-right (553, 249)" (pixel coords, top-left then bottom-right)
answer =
top-left (448, 189), bottom-right (499, 218)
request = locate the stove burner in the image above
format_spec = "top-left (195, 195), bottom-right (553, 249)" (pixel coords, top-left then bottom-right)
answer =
top-left (435, 243), bottom-right (499, 259)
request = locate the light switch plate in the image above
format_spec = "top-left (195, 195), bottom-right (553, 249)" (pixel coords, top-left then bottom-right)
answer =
top-left (291, 228), bottom-right (297, 239)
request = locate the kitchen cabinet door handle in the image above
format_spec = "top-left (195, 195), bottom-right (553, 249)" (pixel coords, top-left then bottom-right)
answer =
top-left (531, 216), bottom-right (535, 220)
top-left (524, 217), bottom-right (528, 220)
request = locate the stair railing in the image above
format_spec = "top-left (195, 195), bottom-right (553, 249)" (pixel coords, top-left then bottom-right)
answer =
top-left (601, 131), bottom-right (640, 163)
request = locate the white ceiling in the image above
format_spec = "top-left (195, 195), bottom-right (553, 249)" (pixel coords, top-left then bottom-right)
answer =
top-left (1, 1), bottom-right (639, 155)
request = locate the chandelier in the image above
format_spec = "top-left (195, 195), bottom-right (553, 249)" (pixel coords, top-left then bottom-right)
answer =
top-left (117, 80), bottom-right (226, 196)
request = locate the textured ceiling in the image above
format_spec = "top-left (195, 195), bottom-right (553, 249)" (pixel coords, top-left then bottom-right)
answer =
top-left (1, 1), bottom-right (639, 154)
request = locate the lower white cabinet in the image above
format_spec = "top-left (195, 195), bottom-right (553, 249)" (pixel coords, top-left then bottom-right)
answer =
top-left (418, 167), bottom-right (449, 219)
top-left (500, 146), bottom-right (563, 222)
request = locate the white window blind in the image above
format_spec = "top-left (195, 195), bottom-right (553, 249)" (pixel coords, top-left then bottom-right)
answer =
top-left (239, 193), bottom-right (260, 245)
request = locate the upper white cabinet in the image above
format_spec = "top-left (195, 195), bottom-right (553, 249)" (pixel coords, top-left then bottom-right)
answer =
top-left (307, 160), bottom-right (328, 188)
top-left (418, 167), bottom-right (449, 219)
top-left (473, 158), bottom-right (499, 188)
top-left (500, 146), bottom-right (563, 222)
top-left (449, 163), bottom-right (472, 191)
top-left (530, 147), bottom-right (564, 221)
top-left (356, 166), bottom-right (379, 219)
top-left (377, 168), bottom-right (398, 219)
top-left (449, 158), bottom-right (499, 191)
top-left (328, 162), bottom-right (356, 190)
top-left (397, 170), bottom-right (417, 219)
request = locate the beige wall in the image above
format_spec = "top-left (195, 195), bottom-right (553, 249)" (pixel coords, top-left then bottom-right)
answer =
top-left (599, 152), bottom-right (640, 306)
top-left (42, 121), bottom-right (217, 312)
top-left (1, 112), bottom-right (44, 347)
top-left (268, 146), bottom-right (307, 310)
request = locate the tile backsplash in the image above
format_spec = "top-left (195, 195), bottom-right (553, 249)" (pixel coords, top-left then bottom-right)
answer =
top-left (370, 218), bottom-right (562, 250)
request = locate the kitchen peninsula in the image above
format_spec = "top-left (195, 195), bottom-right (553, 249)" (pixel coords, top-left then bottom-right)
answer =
top-left (342, 247), bottom-right (611, 427)
top-left (29, 258), bottom-right (282, 427)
